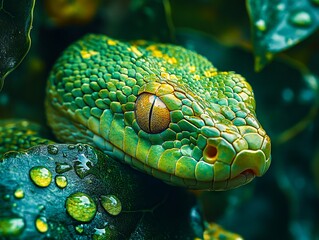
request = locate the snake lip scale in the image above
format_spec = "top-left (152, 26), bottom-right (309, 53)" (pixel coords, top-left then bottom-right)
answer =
top-left (42, 34), bottom-right (271, 191)
top-left (76, 127), bottom-right (259, 190)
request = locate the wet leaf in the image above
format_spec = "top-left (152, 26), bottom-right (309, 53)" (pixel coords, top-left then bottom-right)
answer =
top-left (0, 144), bottom-right (203, 239)
top-left (0, 0), bottom-right (35, 90)
top-left (247, 0), bottom-right (319, 71)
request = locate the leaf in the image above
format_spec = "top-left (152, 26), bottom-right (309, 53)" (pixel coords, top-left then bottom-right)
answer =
top-left (114, 0), bottom-right (174, 42)
top-left (0, 144), bottom-right (204, 239)
top-left (0, 0), bottom-right (35, 90)
top-left (247, 0), bottom-right (319, 71)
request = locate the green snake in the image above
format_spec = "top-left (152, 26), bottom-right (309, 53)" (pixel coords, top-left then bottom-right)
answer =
top-left (1, 34), bottom-right (271, 191)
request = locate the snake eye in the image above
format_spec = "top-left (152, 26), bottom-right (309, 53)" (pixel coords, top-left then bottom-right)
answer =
top-left (135, 93), bottom-right (170, 133)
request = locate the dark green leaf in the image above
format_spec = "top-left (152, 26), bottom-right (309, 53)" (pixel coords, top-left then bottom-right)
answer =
top-left (0, 0), bottom-right (35, 90)
top-left (247, 0), bottom-right (319, 71)
top-left (0, 144), bottom-right (203, 239)
top-left (113, 0), bottom-right (174, 42)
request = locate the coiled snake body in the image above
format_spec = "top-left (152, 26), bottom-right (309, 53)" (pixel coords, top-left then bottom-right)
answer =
top-left (4, 34), bottom-right (272, 190)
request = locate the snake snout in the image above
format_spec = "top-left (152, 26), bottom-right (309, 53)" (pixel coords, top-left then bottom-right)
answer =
top-left (231, 134), bottom-right (271, 179)
top-left (199, 128), bottom-right (271, 190)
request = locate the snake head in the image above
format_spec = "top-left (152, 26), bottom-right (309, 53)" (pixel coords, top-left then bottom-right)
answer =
top-left (133, 73), bottom-right (271, 190)
top-left (46, 35), bottom-right (271, 191)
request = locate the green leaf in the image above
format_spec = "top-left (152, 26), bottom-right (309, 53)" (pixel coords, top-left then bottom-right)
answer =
top-left (116, 0), bottom-right (174, 42)
top-left (247, 0), bottom-right (319, 71)
top-left (0, 0), bottom-right (35, 90)
top-left (0, 144), bottom-right (204, 239)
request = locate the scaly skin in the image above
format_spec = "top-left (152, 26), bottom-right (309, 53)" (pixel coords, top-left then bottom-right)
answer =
top-left (45, 34), bottom-right (271, 190)
top-left (0, 120), bottom-right (53, 155)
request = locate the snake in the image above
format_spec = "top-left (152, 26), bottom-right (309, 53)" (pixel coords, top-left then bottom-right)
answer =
top-left (0, 34), bottom-right (271, 191)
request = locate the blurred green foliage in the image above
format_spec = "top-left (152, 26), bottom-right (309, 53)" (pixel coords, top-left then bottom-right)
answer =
top-left (247, 0), bottom-right (319, 71)
top-left (0, 0), bottom-right (319, 239)
top-left (0, 0), bottom-right (35, 89)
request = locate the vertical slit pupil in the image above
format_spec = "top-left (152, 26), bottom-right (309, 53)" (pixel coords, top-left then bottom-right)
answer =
top-left (148, 95), bottom-right (157, 132)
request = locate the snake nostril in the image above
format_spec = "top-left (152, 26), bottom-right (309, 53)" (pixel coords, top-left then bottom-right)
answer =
top-left (203, 145), bottom-right (218, 163)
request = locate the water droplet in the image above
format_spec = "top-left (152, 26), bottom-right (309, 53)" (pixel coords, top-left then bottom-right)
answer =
top-left (38, 204), bottom-right (45, 212)
top-left (68, 144), bottom-right (76, 149)
top-left (4, 151), bottom-right (19, 158)
top-left (47, 145), bottom-right (59, 155)
top-left (255, 19), bottom-right (267, 31)
top-left (66, 192), bottom-right (97, 222)
top-left (3, 194), bottom-right (10, 201)
top-left (74, 154), bottom-right (94, 178)
top-left (289, 11), bottom-right (312, 27)
top-left (100, 195), bottom-right (122, 216)
top-left (29, 166), bottom-right (52, 187)
top-left (94, 228), bottom-right (105, 235)
top-left (55, 162), bottom-right (72, 174)
top-left (55, 175), bottom-right (68, 189)
top-left (14, 188), bottom-right (24, 199)
top-left (75, 224), bottom-right (84, 234)
top-left (93, 226), bottom-right (111, 240)
top-left (0, 217), bottom-right (25, 237)
top-left (77, 144), bottom-right (84, 151)
top-left (35, 216), bottom-right (49, 233)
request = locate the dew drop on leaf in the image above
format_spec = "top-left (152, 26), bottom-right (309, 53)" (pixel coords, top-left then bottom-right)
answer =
top-left (38, 204), bottom-right (45, 212)
top-left (55, 175), bottom-right (68, 189)
top-left (77, 144), bottom-right (84, 152)
top-left (55, 162), bottom-right (72, 174)
top-left (3, 194), bottom-right (10, 201)
top-left (14, 188), bottom-right (24, 199)
top-left (75, 224), bottom-right (84, 234)
top-left (29, 166), bottom-right (52, 187)
top-left (100, 195), bottom-right (122, 216)
top-left (47, 145), bottom-right (59, 155)
top-left (65, 192), bottom-right (97, 222)
top-left (93, 226), bottom-right (112, 239)
top-left (74, 154), bottom-right (94, 179)
top-left (255, 19), bottom-right (267, 31)
top-left (289, 11), bottom-right (312, 27)
top-left (68, 144), bottom-right (76, 150)
top-left (0, 217), bottom-right (25, 237)
top-left (35, 216), bottom-right (49, 233)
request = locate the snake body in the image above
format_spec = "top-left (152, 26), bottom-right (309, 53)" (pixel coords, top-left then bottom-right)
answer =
top-left (14, 34), bottom-right (271, 190)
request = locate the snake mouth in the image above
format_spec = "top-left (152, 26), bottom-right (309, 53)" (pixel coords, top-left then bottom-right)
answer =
top-left (165, 169), bottom-right (256, 191)
top-left (239, 169), bottom-right (256, 178)
top-left (229, 169), bottom-right (255, 187)
top-left (162, 167), bottom-right (256, 191)
top-left (211, 169), bottom-right (256, 191)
